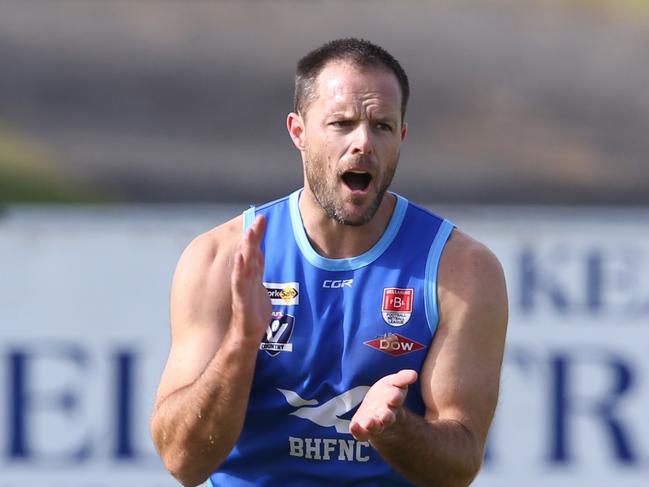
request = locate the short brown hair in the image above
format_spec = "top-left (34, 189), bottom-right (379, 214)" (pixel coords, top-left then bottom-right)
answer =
top-left (294, 38), bottom-right (410, 120)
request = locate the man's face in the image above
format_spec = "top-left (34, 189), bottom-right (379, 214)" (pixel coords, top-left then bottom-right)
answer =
top-left (299, 62), bottom-right (406, 226)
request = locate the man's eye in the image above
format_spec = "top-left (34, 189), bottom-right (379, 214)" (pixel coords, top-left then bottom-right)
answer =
top-left (331, 120), bottom-right (352, 128)
top-left (375, 123), bottom-right (393, 131)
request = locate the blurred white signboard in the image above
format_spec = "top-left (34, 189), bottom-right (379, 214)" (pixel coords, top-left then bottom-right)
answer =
top-left (0, 204), bottom-right (647, 486)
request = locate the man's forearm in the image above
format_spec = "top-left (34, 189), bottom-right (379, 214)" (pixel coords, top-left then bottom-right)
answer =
top-left (151, 331), bottom-right (260, 487)
top-left (370, 409), bottom-right (483, 487)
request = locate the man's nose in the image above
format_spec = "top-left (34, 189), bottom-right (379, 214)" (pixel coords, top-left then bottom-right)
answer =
top-left (350, 123), bottom-right (373, 155)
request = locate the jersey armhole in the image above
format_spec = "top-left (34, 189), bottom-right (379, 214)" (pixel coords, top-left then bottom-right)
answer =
top-left (424, 219), bottom-right (455, 336)
top-left (242, 206), bottom-right (256, 235)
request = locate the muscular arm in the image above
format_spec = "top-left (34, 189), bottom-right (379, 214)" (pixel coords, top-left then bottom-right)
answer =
top-left (150, 216), bottom-right (270, 487)
top-left (350, 230), bottom-right (508, 486)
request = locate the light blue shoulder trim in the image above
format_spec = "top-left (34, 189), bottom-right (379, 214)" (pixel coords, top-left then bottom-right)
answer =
top-left (289, 189), bottom-right (408, 271)
top-left (424, 219), bottom-right (455, 335)
top-left (242, 206), bottom-right (256, 235)
top-left (207, 477), bottom-right (214, 487)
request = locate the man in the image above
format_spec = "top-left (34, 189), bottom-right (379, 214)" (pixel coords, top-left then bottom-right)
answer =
top-left (150, 38), bottom-right (508, 486)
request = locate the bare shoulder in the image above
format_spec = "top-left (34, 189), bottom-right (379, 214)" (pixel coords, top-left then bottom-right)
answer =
top-left (437, 229), bottom-right (508, 323)
top-left (439, 229), bottom-right (504, 285)
top-left (173, 213), bottom-right (243, 287)
top-left (175, 214), bottom-right (243, 278)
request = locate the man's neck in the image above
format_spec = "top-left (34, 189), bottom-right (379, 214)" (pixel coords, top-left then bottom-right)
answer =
top-left (298, 189), bottom-right (396, 259)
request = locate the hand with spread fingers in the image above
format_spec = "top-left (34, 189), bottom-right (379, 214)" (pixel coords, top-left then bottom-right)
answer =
top-left (350, 369), bottom-right (418, 442)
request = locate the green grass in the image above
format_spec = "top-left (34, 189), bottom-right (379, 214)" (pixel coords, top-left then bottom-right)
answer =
top-left (0, 126), bottom-right (103, 203)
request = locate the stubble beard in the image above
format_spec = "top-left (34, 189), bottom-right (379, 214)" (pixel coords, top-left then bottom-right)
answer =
top-left (304, 151), bottom-right (398, 227)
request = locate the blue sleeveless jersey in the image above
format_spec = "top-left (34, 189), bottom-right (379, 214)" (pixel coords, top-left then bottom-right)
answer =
top-left (209, 189), bottom-right (453, 486)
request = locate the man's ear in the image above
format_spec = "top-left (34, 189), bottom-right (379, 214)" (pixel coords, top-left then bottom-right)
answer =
top-left (401, 121), bottom-right (408, 142)
top-left (287, 112), bottom-right (306, 151)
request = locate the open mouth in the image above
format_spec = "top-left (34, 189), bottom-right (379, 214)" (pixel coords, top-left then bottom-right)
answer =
top-left (341, 170), bottom-right (372, 192)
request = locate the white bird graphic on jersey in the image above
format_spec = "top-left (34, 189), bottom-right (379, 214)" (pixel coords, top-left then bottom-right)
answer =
top-left (277, 386), bottom-right (370, 434)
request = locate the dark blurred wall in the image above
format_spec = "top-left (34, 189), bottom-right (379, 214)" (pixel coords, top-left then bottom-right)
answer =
top-left (0, 0), bottom-right (648, 204)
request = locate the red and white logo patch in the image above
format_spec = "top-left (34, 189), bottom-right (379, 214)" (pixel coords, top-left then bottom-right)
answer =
top-left (381, 288), bottom-right (414, 326)
top-left (363, 333), bottom-right (425, 357)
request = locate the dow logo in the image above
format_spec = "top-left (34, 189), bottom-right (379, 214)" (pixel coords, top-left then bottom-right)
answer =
top-left (363, 333), bottom-right (424, 357)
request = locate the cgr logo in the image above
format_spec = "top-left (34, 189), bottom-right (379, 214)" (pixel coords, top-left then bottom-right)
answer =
top-left (322, 279), bottom-right (353, 288)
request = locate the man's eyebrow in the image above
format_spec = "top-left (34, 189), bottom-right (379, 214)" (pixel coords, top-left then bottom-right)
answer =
top-left (326, 108), bottom-right (357, 118)
top-left (369, 112), bottom-right (399, 123)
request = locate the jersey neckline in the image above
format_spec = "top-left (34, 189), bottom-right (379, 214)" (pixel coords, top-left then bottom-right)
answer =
top-left (288, 188), bottom-right (408, 271)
